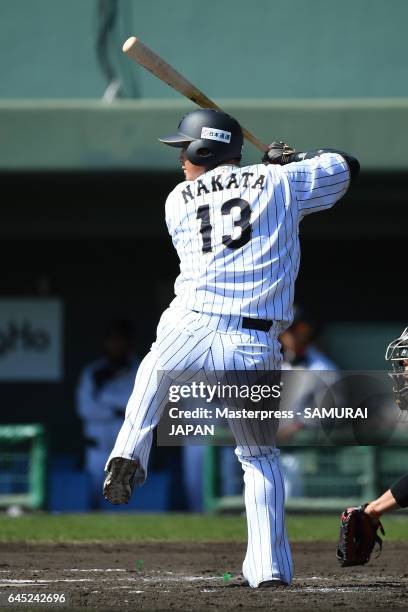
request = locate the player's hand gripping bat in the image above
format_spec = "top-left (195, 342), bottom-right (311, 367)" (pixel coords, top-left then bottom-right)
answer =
top-left (122, 36), bottom-right (268, 153)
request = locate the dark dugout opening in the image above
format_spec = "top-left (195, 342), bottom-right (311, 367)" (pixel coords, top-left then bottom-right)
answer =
top-left (0, 170), bottom-right (406, 453)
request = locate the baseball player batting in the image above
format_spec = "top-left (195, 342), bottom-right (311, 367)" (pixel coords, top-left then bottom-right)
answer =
top-left (104, 108), bottom-right (360, 587)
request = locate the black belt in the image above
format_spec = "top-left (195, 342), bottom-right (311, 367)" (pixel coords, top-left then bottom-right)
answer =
top-left (193, 311), bottom-right (273, 332)
top-left (242, 317), bottom-right (273, 332)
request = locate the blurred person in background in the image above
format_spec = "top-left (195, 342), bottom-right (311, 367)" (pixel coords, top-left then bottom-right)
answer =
top-left (278, 310), bottom-right (338, 497)
top-left (280, 308), bottom-right (336, 371)
top-left (77, 320), bottom-right (140, 507)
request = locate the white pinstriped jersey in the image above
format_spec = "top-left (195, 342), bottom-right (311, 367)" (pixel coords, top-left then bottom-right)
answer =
top-left (165, 153), bottom-right (350, 323)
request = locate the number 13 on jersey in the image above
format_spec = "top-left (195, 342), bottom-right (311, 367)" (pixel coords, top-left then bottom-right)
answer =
top-left (196, 198), bottom-right (252, 253)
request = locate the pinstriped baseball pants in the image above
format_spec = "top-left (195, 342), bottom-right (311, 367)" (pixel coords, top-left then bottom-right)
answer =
top-left (106, 306), bottom-right (293, 587)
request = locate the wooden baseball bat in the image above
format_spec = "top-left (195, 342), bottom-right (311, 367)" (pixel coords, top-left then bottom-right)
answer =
top-left (122, 36), bottom-right (268, 153)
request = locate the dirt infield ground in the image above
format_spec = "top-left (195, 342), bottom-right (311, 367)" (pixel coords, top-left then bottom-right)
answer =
top-left (1, 541), bottom-right (407, 611)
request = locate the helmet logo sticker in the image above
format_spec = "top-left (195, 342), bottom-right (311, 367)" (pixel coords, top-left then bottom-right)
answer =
top-left (201, 127), bottom-right (231, 143)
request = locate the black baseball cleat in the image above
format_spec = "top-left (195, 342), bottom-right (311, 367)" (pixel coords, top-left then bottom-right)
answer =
top-left (258, 580), bottom-right (288, 587)
top-left (103, 457), bottom-right (142, 504)
top-left (226, 576), bottom-right (288, 588)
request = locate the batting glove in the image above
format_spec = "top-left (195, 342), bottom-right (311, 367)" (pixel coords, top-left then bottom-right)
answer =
top-left (262, 141), bottom-right (296, 165)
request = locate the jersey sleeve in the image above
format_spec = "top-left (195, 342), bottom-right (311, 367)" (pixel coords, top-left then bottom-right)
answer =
top-left (164, 192), bottom-right (175, 236)
top-left (283, 152), bottom-right (350, 217)
top-left (165, 181), bottom-right (188, 237)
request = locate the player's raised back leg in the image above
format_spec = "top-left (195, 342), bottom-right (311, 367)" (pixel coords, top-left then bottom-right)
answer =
top-left (103, 457), bottom-right (142, 504)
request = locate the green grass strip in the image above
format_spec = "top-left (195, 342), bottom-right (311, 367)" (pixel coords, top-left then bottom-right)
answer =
top-left (0, 513), bottom-right (407, 542)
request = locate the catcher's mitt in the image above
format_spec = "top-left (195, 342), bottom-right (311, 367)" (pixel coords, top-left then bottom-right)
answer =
top-left (336, 505), bottom-right (385, 567)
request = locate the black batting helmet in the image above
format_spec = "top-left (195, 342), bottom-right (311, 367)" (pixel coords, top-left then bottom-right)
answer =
top-left (159, 109), bottom-right (243, 167)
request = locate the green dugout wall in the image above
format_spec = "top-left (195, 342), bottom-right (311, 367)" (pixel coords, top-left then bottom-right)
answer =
top-left (1, 99), bottom-right (407, 171)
